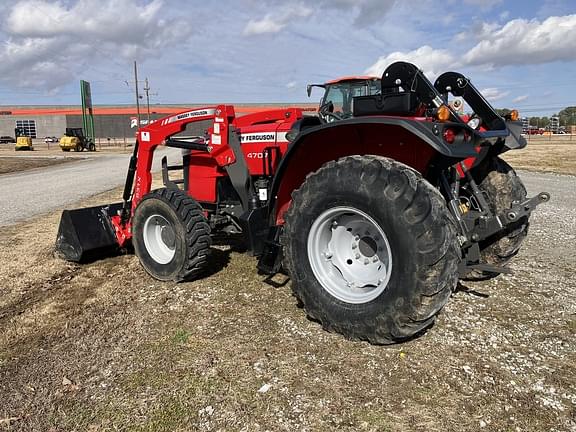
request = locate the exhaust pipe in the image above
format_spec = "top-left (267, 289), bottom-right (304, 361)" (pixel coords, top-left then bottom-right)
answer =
top-left (55, 203), bottom-right (123, 263)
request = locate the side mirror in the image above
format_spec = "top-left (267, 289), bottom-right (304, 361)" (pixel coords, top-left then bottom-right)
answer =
top-left (307, 84), bottom-right (312, 97)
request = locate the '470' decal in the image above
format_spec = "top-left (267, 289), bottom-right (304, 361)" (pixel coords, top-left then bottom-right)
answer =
top-left (246, 152), bottom-right (265, 158)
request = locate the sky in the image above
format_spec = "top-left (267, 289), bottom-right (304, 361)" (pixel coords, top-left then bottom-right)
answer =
top-left (0, 0), bottom-right (575, 116)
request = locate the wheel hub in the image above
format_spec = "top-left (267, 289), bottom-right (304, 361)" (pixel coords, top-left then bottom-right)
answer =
top-left (358, 236), bottom-right (377, 257)
top-left (143, 214), bottom-right (176, 264)
top-left (307, 206), bottom-right (393, 304)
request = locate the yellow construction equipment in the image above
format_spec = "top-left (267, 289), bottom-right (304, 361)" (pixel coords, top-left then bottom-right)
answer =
top-left (59, 128), bottom-right (96, 152)
top-left (14, 128), bottom-right (33, 151)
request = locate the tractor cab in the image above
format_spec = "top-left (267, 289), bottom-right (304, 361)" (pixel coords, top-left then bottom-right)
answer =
top-left (64, 128), bottom-right (85, 138)
top-left (308, 76), bottom-right (380, 122)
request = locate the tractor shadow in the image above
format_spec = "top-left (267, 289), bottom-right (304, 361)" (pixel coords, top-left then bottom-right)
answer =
top-left (201, 247), bottom-right (233, 278)
top-left (200, 233), bottom-right (246, 278)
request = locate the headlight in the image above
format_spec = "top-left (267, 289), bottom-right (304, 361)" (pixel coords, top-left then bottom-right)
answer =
top-left (467, 117), bottom-right (481, 129)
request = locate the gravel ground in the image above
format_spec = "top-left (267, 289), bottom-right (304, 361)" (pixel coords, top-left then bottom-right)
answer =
top-left (0, 170), bottom-right (574, 431)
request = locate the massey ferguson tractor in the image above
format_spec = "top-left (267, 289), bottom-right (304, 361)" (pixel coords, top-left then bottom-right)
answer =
top-left (56, 62), bottom-right (549, 344)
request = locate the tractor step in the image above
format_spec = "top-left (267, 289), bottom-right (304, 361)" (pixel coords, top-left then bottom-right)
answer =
top-left (161, 156), bottom-right (186, 190)
top-left (257, 239), bottom-right (283, 275)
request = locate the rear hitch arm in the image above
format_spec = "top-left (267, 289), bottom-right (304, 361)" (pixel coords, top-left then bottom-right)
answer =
top-left (499, 192), bottom-right (550, 225)
top-left (459, 192), bottom-right (550, 276)
top-left (467, 191), bottom-right (550, 243)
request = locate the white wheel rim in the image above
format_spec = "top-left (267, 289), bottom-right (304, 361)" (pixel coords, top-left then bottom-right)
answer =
top-left (307, 206), bottom-right (392, 304)
top-left (143, 214), bottom-right (176, 264)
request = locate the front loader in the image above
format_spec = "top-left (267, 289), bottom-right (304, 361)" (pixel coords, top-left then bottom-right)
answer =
top-left (56, 61), bottom-right (549, 344)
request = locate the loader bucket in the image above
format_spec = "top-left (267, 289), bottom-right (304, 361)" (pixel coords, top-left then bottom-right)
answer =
top-left (55, 203), bottom-right (123, 263)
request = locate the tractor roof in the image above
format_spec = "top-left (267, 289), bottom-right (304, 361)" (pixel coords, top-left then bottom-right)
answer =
top-left (324, 76), bottom-right (379, 85)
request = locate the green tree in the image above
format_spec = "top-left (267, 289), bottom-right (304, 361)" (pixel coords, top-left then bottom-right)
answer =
top-left (495, 108), bottom-right (512, 116)
top-left (558, 106), bottom-right (576, 126)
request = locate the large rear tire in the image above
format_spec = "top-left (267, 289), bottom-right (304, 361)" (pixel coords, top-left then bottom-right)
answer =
top-left (282, 156), bottom-right (460, 344)
top-left (465, 157), bottom-right (528, 280)
top-left (132, 188), bottom-right (211, 281)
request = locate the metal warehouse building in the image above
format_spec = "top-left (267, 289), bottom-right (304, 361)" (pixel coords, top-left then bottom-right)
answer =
top-left (0, 106), bottom-right (188, 139)
top-left (0, 104), bottom-right (316, 140)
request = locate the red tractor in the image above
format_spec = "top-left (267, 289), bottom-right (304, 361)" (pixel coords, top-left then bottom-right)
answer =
top-left (56, 62), bottom-right (549, 344)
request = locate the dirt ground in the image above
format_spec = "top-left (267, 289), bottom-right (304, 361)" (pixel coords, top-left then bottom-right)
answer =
top-left (0, 141), bottom-right (133, 174)
top-left (0, 152), bottom-right (575, 431)
top-left (503, 139), bottom-right (576, 176)
top-left (0, 157), bottom-right (75, 175)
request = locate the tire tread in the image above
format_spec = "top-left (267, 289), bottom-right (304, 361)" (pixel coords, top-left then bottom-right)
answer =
top-left (283, 155), bottom-right (460, 344)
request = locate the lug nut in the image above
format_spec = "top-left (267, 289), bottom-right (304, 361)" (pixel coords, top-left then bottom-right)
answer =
top-left (352, 244), bottom-right (357, 249)
top-left (354, 235), bottom-right (360, 241)
top-left (355, 253), bottom-right (360, 259)
top-left (372, 256), bottom-right (378, 263)
top-left (364, 258), bottom-right (369, 265)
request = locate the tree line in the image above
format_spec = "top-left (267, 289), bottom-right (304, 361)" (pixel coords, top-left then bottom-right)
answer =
top-left (495, 106), bottom-right (576, 127)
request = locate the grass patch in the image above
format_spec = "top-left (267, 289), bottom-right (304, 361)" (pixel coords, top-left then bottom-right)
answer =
top-left (172, 329), bottom-right (191, 344)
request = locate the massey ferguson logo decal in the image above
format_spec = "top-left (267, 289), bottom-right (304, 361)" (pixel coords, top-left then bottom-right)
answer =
top-left (240, 133), bottom-right (276, 143)
top-left (162, 109), bottom-right (215, 125)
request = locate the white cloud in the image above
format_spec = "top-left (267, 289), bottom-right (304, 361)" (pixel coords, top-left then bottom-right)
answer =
top-left (328, 0), bottom-right (397, 26)
top-left (243, 4), bottom-right (312, 35)
top-left (243, 0), bottom-right (396, 36)
top-left (462, 0), bottom-right (502, 9)
top-left (480, 88), bottom-right (510, 102)
top-left (512, 94), bottom-right (529, 103)
top-left (463, 14), bottom-right (576, 66)
top-left (243, 15), bottom-right (285, 35)
top-left (286, 81), bottom-right (297, 89)
top-left (364, 46), bottom-right (457, 79)
top-left (0, 0), bottom-right (191, 91)
top-left (367, 13), bottom-right (576, 85)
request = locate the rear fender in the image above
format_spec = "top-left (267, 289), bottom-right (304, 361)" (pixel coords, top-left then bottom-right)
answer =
top-left (269, 118), bottom-right (478, 225)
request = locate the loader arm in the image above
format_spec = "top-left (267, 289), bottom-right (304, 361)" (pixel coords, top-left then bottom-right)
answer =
top-left (111, 105), bottom-right (239, 246)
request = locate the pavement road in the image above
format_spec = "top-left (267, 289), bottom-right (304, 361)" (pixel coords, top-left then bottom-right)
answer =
top-left (0, 148), bottom-right (182, 226)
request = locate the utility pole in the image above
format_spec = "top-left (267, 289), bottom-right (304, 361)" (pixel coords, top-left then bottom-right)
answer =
top-left (134, 61), bottom-right (141, 129)
top-left (144, 77), bottom-right (151, 123)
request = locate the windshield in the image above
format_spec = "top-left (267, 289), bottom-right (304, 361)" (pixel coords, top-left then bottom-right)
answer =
top-left (322, 80), bottom-right (380, 116)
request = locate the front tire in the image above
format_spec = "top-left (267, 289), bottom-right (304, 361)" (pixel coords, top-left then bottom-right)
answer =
top-left (283, 156), bottom-right (460, 344)
top-left (465, 157), bottom-right (529, 280)
top-left (132, 188), bottom-right (211, 281)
